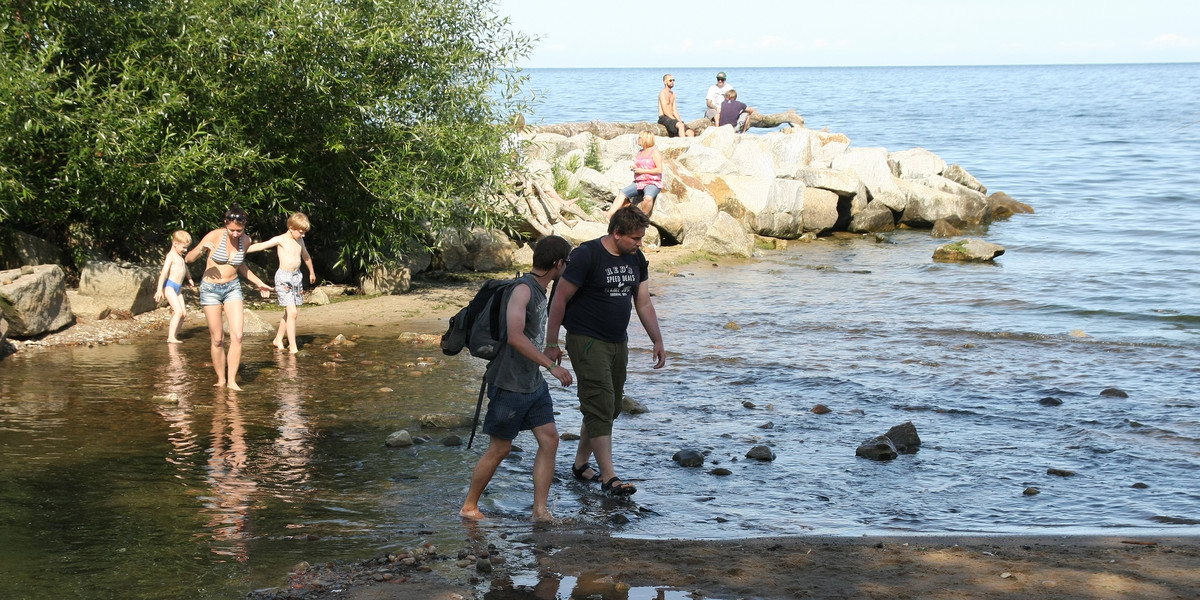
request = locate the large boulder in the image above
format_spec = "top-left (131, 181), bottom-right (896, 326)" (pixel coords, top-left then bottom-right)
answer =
top-left (831, 147), bottom-right (906, 212)
top-left (889, 148), bottom-right (947, 180)
top-left (603, 134), bottom-right (640, 163)
top-left (0, 265), bottom-right (74, 337)
top-left (525, 132), bottom-right (569, 161)
top-left (885, 421), bottom-right (922, 454)
top-left (554, 220), bottom-right (610, 246)
top-left (943, 164), bottom-right (987, 194)
top-left (360, 264), bottom-right (412, 295)
top-left (679, 144), bottom-right (737, 176)
top-left (800, 187), bottom-right (842, 233)
top-left (438, 228), bottom-right (515, 272)
top-left (648, 192), bottom-right (685, 242)
top-left (698, 124), bottom-right (736, 157)
top-left (78, 260), bottom-right (160, 315)
top-left (754, 179), bottom-right (806, 239)
top-left (682, 211), bottom-right (754, 257)
top-left (1, 231), bottom-right (62, 269)
top-left (761, 129), bottom-right (819, 176)
top-left (848, 201), bottom-right (896, 233)
top-left (569, 166), bottom-right (618, 200)
top-left (986, 191), bottom-right (1034, 221)
top-left (897, 178), bottom-right (987, 227)
top-left (729, 137), bottom-right (777, 179)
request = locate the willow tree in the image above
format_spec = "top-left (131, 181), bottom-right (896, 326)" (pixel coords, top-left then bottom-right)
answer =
top-left (1, 0), bottom-right (531, 271)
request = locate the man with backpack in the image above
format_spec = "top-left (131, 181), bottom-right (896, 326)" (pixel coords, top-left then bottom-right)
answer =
top-left (545, 207), bottom-right (667, 497)
top-left (459, 235), bottom-right (574, 522)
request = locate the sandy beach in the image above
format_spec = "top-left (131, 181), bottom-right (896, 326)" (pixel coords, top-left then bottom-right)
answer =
top-left (10, 255), bottom-right (1200, 599)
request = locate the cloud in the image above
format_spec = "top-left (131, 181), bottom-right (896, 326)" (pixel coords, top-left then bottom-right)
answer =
top-left (1148, 33), bottom-right (1198, 49)
top-left (711, 38), bottom-right (738, 51)
top-left (757, 35), bottom-right (786, 51)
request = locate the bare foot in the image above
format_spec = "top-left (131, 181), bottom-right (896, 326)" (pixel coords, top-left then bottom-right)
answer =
top-left (289, 348), bottom-right (299, 354)
top-left (167, 338), bottom-right (182, 344)
top-left (459, 507), bottom-right (487, 520)
top-left (273, 340), bottom-right (286, 351)
top-left (213, 380), bottom-right (226, 388)
top-left (532, 509), bottom-right (555, 523)
top-left (227, 381), bottom-right (243, 391)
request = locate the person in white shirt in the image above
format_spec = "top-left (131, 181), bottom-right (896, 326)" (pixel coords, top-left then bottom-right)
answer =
top-left (705, 72), bottom-right (731, 121)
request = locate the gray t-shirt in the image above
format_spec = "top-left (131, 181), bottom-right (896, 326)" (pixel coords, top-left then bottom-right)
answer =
top-left (483, 274), bottom-right (548, 393)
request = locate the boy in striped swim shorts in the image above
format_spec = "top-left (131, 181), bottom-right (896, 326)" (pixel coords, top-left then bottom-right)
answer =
top-left (248, 213), bottom-right (316, 353)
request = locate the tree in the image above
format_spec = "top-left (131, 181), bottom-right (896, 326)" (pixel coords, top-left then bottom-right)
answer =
top-left (1, 0), bottom-right (531, 272)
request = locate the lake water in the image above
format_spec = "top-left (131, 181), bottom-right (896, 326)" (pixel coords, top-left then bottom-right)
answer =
top-left (2, 63), bottom-right (1199, 599)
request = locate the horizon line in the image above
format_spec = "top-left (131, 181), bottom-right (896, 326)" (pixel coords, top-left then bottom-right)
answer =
top-left (516, 60), bottom-right (1200, 70)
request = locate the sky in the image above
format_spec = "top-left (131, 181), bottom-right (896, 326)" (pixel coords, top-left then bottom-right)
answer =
top-left (493, 0), bottom-right (1200, 68)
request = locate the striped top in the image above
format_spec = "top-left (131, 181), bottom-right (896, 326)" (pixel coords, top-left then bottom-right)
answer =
top-left (211, 231), bottom-right (245, 266)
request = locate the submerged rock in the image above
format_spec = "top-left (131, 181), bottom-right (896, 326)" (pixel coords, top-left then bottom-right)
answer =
top-left (672, 449), bottom-right (705, 467)
top-left (745, 445), bottom-right (776, 461)
top-left (855, 435), bottom-right (898, 461)
top-left (932, 238), bottom-right (1005, 262)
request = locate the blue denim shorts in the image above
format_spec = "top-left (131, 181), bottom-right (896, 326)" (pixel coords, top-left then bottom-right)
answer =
top-left (199, 279), bottom-right (243, 306)
top-left (481, 381), bottom-right (555, 441)
top-left (621, 183), bottom-right (660, 201)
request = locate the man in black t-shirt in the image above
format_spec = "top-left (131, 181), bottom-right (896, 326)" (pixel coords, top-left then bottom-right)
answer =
top-left (545, 207), bottom-right (667, 496)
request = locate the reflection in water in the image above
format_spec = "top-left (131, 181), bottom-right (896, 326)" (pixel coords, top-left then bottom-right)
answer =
top-left (272, 352), bottom-right (312, 484)
top-left (203, 390), bottom-right (257, 562)
top-left (156, 344), bottom-right (200, 472)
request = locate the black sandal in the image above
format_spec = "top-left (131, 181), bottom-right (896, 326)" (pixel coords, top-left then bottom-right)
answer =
top-left (572, 462), bottom-right (601, 483)
top-left (602, 476), bottom-right (637, 496)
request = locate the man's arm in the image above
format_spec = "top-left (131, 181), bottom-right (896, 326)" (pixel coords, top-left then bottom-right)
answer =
top-left (544, 278), bottom-right (578, 364)
top-left (507, 284), bottom-right (572, 386)
top-left (633, 283), bottom-right (666, 369)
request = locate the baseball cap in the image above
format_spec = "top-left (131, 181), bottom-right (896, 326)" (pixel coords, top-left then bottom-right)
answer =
top-left (716, 71), bottom-right (726, 80)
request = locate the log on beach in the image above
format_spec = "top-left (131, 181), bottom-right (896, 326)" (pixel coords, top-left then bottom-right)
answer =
top-left (529, 109), bottom-right (806, 138)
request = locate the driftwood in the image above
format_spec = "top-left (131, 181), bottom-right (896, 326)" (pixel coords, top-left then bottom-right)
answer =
top-left (529, 109), bottom-right (805, 140)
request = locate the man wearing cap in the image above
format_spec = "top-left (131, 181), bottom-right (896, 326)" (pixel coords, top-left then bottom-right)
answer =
top-left (705, 72), bottom-right (731, 121)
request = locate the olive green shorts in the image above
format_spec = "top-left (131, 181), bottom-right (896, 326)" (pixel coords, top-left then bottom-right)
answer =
top-left (566, 333), bottom-right (628, 438)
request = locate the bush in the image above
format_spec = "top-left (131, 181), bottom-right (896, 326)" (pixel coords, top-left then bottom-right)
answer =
top-left (0, 0), bottom-right (532, 273)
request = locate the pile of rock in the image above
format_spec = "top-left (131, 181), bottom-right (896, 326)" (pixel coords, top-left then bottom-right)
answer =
top-left (500, 124), bottom-right (1032, 259)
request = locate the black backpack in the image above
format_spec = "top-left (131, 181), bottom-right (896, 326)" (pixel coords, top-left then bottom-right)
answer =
top-left (440, 277), bottom-right (523, 360)
top-left (439, 275), bottom-right (524, 448)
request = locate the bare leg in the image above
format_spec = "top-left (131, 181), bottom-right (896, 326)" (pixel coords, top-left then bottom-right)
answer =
top-left (285, 305), bottom-right (299, 353)
top-left (165, 287), bottom-right (186, 343)
top-left (606, 192), bottom-right (629, 220)
top-left (224, 299), bottom-right (245, 391)
top-left (273, 317), bottom-right (286, 350)
top-left (460, 437), bottom-right (513, 520)
top-left (636, 196), bottom-right (656, 219)
top-left (203, 303), bottom-right (227, 387)
top-left (530, 422), bottom-right (559, 522)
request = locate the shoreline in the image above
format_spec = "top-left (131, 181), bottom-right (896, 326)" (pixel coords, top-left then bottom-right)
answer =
top-left (254, 530), bottom-right (1200, 600)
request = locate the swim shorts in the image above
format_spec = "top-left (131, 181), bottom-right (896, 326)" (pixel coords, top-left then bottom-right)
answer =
top-left (274, 269), bottom-right (304, 306)
top-left (163, 279), bottom-right (182, 294)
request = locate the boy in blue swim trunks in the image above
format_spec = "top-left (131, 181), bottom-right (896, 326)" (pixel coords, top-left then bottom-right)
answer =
top-left (154, 230), bottom-right (195, 343)
top-left (248, 213), bottom-right (316, 353)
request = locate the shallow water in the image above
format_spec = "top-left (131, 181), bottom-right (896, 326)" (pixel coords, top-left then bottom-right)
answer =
top-left (4, 63), bottom-right (1200, 599)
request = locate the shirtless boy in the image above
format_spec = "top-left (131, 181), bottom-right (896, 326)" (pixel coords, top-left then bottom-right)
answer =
top-left (248, 213), bottom-right (316, 353)
top-left (153, 230), bottom-right (196, 343)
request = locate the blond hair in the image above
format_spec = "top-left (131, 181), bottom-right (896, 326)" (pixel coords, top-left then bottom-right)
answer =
top-left (638, 131), bottom-right (656, 149)
top-left (171, 230), bottom-right (192, 245)
top-left (287, 212), bottom-right (311, 232)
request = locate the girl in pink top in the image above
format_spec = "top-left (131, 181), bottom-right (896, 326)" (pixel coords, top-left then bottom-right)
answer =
top-left (607, 131), bottom-right (663, 220)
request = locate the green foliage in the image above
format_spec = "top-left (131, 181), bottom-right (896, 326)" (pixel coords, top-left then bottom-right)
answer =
top-left (584, 138), bottom-right (602, 171)
top-left (563, 153), bottom-right (583, 172)
top-left (550, 161), bottom-right (581, 202)
top-left (0, 0), bottom-right (531, 272)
